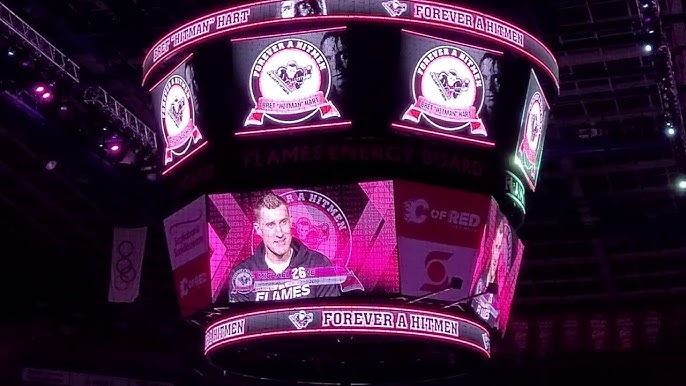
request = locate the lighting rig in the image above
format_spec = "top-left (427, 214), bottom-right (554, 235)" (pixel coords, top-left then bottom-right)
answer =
top-left (635, 0), bottom-right (686, 189)
top-left (0, 2), bottom-right (157, 173)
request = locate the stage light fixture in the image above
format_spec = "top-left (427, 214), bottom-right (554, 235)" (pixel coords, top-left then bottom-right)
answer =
top-left (644, 44), bottom-right (653, 52)
top-left (677, 178), bottom-right (686, 190)
top-left (666, 127), bottom-right (676, 137)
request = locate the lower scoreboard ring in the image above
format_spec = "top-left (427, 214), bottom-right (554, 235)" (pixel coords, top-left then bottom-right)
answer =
top-left (204, 303), bottom-right (491, 383)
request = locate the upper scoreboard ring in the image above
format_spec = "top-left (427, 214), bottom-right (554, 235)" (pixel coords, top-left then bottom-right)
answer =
top-left (142, 0), bottom-right (559, 89)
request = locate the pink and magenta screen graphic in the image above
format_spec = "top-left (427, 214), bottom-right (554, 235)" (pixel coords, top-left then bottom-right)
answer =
top-left (208, 181), bottom-right (399, 304)
top-left (165, 179), bottom-right (524, 333)
top-left (469, 200), bottom-right (524, 333)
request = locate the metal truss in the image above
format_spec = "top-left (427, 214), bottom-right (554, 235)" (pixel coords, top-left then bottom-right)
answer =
top-left (84, 87), bottom-right (157, 152)
top-left (0, 2), bottom-right (80, 83)
top-left (0, 2), bottom-right (157, 156)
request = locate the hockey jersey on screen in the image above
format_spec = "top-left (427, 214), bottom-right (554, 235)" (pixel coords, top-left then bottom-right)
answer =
top-left (223, 238), bottom-right (341, 303)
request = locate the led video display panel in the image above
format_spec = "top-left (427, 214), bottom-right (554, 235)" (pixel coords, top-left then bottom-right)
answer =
top-left (143, 1), bottom-right (560, 90)
top-left (209, 181), bottom-right (399, 304)
top-left (232, 27), bottom-right (352, 135)
top-left (469, 201), bottom-right (523, 334)
top-left (397, 30), bottom-right (505, 145)
top-left (394, 180), bottom-right (492, 302)
top-left (514, 69), bottom-right (550, 190)
top-left (150, 54), bottom-right (207, 174)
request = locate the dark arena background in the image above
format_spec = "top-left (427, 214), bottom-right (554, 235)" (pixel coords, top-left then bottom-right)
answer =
top-left (1, 0), bottom-right (685, 385)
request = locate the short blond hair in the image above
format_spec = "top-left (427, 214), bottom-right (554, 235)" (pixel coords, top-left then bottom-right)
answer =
top-left (254, 193), bottom-right (288, 221)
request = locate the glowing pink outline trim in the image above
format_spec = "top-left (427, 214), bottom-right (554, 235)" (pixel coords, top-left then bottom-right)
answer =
top-left (416, 0), bottom-right (556, 60)
top-left (204, 304), bottom-right (490, 357)
top-left (391, 122), bottom-right (496, 148)
top-left (235, 120), bottom-right (352, 137)
top-left (401, 29), bottom-right (504, 55)
top-left (148, 53), bottom-right (195, 93)
top-left (161, 140), bottom-right (209, 176)
top-left (207, 328), bottom-right (489, 357)
top-left (141, 2), bottom-right (558, 88)
top-left (231, 26), bottom-right (347, 43)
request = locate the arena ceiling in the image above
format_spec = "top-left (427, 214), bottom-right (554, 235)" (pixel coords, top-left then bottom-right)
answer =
top-left (0, 0), bottom-right (685, 320)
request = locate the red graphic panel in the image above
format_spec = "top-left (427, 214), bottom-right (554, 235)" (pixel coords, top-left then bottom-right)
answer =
top-left (394, 180), bottom-right (491, 248)
top-left (398, 237), bottom-right (478, 301)
top-left (173, 250), bottom-right (211, 316)
top-left (163, 196), bottom-right (211, 317)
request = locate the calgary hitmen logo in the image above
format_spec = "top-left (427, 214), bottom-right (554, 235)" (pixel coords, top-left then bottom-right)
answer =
top-left (517, 91), bottom-right (547, 177)
top-left (403, 46), bottom-right (487, 136)
top-left (160, 75), bottom-right (202, 164)
top-left (244, 38), bottom-right (340, 126)
top-left (250, 190), bottom-right (362, 292)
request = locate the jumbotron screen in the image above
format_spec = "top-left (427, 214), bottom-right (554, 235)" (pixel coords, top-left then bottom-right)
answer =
top-left (146, 1), bottom-right (558, 164)
top-left (149, 54), bottom-right (207, 174)
top-left (396, 30), bottom-right (509, 145)
top-left (164, 180), bottom-right (523, 334)
top-left (232, 28), bottom-right (351, 133)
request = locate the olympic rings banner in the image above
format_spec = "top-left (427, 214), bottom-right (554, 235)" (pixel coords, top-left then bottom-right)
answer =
top-left (204, 304), bottom-right (492, 356)
top-left (108, 227), bottom-right (148, 303)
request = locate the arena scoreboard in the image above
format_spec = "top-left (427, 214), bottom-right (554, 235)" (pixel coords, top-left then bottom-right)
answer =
top-left (148, 0), bottom-right (557, 382)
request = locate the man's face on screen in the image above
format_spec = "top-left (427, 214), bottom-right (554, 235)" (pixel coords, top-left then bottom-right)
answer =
top-left (480, 57), bottom-right (500, 110)
top-left (280, 1), bottom-right (295, 18)
top-left (255, 204), bottom-right (293, 259)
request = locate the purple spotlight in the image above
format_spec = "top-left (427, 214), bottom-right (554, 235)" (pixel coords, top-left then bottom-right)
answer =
top-left (35, 86), bottom-right (45, 93)
top-left (109, 144), bottom-right (120, 152)
top-left (41, 92), bottom-right (52, 99)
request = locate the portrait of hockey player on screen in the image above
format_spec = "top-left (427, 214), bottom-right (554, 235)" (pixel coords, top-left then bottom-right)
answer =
top-left (227, 193), bottom-right (342, 302)
top-left (469, 203), bottom-right (524, 333)
top-left (400, 30), bottom-right (504, 142)
top-left (150, 56), bottom-right (204, 171)
top-left (278, 0), bottom-right (327, 18)
top-left (233, 29), bottom-right (349, 130)
top-left (471, 213), bottom-right (511, 328)
top-left (210, 181), bottom-right (399, 305)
